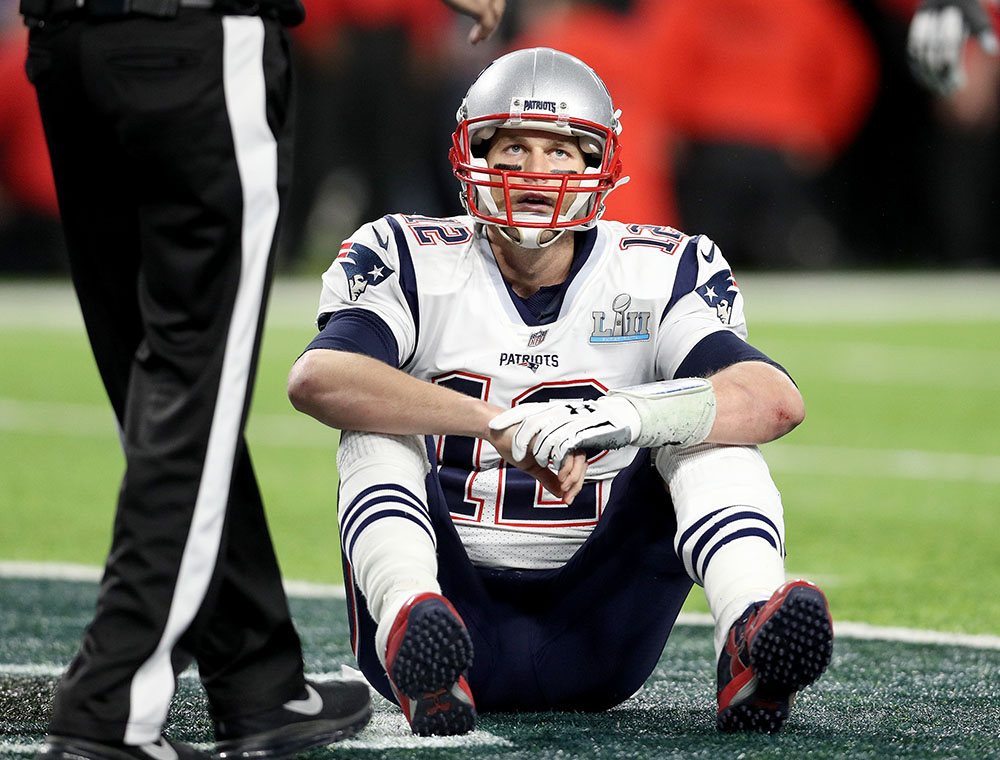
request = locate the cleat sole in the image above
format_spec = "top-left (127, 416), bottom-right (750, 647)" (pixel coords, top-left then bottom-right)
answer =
top-left (386, 594), bottom-right (476, 737)
top-left (751, 584), bottom-right (834, 694)
top-left (390, 604), bottom-right (473, 698)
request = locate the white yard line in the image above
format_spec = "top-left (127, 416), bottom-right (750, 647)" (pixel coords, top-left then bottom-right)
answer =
top-left (0, 705), bottom-right (513, 756)
top-left (0, 282), bottom-right (86, 330)
top-left (3, 273), bottom-right (1000, 330)
top-left (735, 271), bottom-right (1000, 324)
top-left (764, 442), bottom-right (1000, 484)
top-left (763, 341), bottom-right (1000, 388)
top-left (335, 699), bottom-right (513, 751)
top-left (0, 397), bottom-right (337, 449)
top-left (263, 273), bottom-right (1000, 326)
top-left (0, 744), bottom-right (103, 758)
top-left (3, 561), bottom-right (998, 651)
top-left (0, 623), bottom-right (512, 754)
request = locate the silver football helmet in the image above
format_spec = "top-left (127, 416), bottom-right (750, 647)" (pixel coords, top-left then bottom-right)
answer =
top-left (450, 47), bottom-right (627, 249)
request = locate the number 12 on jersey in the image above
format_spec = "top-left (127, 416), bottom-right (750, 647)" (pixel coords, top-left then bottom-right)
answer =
top-left (432, 372), bottom-right (607, 528)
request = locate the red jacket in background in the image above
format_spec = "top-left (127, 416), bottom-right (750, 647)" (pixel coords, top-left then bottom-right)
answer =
top-left (0, 29), bottom-right (59, 216)
top-left (641, 0), bottom-right (879, 163)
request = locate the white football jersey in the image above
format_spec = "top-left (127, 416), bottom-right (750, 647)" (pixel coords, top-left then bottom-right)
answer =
top-left (317, 214), bottom-right (751, 569)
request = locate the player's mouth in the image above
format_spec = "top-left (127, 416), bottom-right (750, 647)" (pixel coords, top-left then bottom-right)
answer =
top-left (510, 191), bottom-right (557, 213)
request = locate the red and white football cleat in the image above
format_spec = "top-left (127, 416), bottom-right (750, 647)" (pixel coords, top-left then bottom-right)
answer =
top-left (716, 580), bottom-right (834, 733)
top-left (384, 593), bottom-right (476, 736)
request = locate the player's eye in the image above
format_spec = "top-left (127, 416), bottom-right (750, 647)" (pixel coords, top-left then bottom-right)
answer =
top-left (552, 147), bottom-right (582, 164)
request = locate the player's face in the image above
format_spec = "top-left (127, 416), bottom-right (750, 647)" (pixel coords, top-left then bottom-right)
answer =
top-left (484, 129), bottom-right (587, 218)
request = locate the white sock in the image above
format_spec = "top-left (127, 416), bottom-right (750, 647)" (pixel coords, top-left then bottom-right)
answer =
top-left (703, 538), bottom-right (786, 659)
top-left (655, 444), bottom-right (787, 658)
top-left (337, 431), bottom-right (441, 669)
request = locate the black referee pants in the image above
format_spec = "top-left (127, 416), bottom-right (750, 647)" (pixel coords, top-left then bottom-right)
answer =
top-left (27, 10), bottom-right (305, 744)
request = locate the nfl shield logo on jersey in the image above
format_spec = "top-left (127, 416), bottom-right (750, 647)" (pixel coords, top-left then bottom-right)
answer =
top-left (337, 242), bottom-right (395, 302)
top-left (527, 329), bottom-right (548, 348)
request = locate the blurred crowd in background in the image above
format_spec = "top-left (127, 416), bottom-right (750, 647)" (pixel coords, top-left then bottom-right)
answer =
top-left (1, 0), bottom-right (998, 273)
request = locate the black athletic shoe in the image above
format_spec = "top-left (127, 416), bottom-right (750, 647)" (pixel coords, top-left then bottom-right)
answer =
top-left (716, 580), bottom-right (834, 733)
top-left (212, 679), bottom-right (372, 759)
top-left (384, 592), bottom-right (476, 736)
top-left (36, 735), bottom-right (208, 760)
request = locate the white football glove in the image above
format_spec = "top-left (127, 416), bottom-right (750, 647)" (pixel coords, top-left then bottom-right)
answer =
top-left (488, 378), bottom-right (716, 471)
top-left (908, 0), bottom-right (999, 95)
top-left (489, 396), bottom-right (641, 470)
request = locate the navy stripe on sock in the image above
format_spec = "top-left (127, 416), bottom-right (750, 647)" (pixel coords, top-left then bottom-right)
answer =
top-left (698, 527), bottom-right (781, 581)
top-left (683, 508), bottom-right (783, 582)
top-left (346, 508), bottom-right (437, 560)
top-left (342, 482), bottom-right (429, 540)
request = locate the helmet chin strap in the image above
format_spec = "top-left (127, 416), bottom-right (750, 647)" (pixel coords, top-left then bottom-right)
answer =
top-left (496, 225), bottom-right (566, 249)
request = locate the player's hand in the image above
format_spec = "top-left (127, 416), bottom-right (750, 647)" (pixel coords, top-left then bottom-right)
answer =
top-left (440, 0), bottom-right (506, 44)
top-left (908, 0), bottom-right (999, 94)
top-left (487, 418), bottom-right (587, 505)
top-left (488, 397), bottom-right (641, 471)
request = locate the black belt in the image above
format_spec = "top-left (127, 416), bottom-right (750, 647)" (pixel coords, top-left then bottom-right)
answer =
top-left (21, 0), bottom-right (304, 25)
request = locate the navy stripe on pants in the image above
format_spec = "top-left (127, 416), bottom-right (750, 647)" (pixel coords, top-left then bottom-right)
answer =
top-left (28, 10), bottom-right (304, 743)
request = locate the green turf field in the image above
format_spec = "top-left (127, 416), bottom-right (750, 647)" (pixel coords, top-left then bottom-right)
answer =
top-left (2, 274), bottom-right (999, 758)
top-left (2, 274), bottom-right (998, 631)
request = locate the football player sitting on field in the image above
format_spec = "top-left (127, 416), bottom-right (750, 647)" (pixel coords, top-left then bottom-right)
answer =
top-left (287, 47), bottom-right (834, 737)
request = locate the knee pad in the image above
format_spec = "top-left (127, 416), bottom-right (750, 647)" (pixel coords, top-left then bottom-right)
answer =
top-left (337, 430), bottom-right (430, 484)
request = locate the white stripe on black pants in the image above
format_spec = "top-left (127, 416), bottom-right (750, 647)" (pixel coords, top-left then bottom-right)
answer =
top-left (26, 10), bottom-right (305, 745)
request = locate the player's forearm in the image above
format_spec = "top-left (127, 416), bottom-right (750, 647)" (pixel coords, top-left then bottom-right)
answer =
top-left (705, 361), bottom-right (805, 444)
top-left (287, 349), bottom-right (498, 438)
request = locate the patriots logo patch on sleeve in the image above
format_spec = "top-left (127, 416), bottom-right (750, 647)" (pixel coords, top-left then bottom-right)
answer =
top-left (697, 269), bottom-right (739, 324)
top-left (337, 241), bottom-right (395, 301)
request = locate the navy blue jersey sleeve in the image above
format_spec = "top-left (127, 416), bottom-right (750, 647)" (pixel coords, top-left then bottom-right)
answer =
top-left (305, 309), bottom-right (400, 367)
top-left (675, 330), bottom-right (792, 383)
